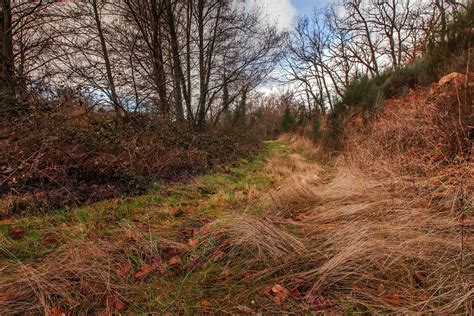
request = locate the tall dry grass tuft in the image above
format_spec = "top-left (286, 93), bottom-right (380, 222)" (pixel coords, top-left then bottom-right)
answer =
top-left (0, 241), bottom-right (127, 314)
top-left (201, 214), bottom-right (305, 267)
top-left (264, 152), bottom-right (322, 218)
top-left (278, 134), bottom-right (322, 159)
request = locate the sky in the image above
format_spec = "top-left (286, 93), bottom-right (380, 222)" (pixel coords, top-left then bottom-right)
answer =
top-left (250, 0), bottom-right (330, 31)
top-left (246, 0), bottom-right (333, 95)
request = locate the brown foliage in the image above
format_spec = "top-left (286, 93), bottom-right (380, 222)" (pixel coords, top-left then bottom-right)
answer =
top-left (0, 110), bottom-right (260, 215)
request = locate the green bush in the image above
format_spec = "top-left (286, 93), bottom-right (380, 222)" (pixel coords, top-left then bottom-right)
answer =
top-left (310, 117), bottom-right (321, 141)
top-left (281, 106), bottom-right (296, 132)
top-left (340, 76), bottom-right (384, 115)
top-left (382, 57), bottom-right (439, 97)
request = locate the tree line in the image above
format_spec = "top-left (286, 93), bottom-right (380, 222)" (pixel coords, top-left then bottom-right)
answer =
top-left (0, 0), bottom-right (284, 130)
top-left (283, 0), bottom-right (471, 115)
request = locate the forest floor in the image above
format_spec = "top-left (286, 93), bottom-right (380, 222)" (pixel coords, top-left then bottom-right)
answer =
top-left (0, 136), bottom-right (472, 314)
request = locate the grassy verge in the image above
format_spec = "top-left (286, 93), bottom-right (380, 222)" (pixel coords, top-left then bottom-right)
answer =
top-left (2, 135), bottom-right (470, 314)
top-left (0, 141), bottom-right (294, 314)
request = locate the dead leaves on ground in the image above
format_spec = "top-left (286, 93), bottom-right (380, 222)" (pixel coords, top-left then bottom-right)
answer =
top-left (187, 238), bottom-right (198, 247)
top-left (168, 256), bottom-right (181, 265)
top-left (9, 226), bottom-right (25, 239)
top-left (263, 283), bottom-right (341, 312)
top-left (117, 259), bottom-right (133, 278)
top-left (104, 294), bottom-right (127, 312)
top-left (200, 300), bottom-right (211, 308)
top-left (134, 260), bottom-right (168, 281)
top-left (264, 284), bottom-right (289, 305)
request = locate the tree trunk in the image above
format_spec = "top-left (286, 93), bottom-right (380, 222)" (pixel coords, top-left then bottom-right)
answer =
top-left (92, 0), bottom-right (124, 117)
top-left (150, 0), bottom-right (169, 121)
top-left (196, 0), bottom-right (206, 130)
top-left (164, 0), bottom-right (186, 123)
top-left (0, 0), bottom-right (14, 104)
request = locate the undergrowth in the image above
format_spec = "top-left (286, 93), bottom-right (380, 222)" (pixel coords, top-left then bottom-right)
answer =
top-left (0, 110), bottom-right (261, 217)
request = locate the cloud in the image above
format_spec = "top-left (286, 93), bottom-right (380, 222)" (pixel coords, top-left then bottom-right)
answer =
top-left (247, 0), bottom-right (297, 31)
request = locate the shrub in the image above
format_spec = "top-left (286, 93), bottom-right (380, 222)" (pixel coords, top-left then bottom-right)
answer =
top-left (0, 109), bottom-right (261, 215)
top-left (382, 58), bottom-right (439, 97)
top-left (281, 106), bottom-right (296, 132)
top-left (341, 75), bottom-right (382, 113)
top-left (309, 117), bottom-right (321, 141)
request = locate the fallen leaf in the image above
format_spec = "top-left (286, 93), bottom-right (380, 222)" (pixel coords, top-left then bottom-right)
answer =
top-left (419, 292), bottom-right (429, 301)
top-left (289, 288), bottom-right (301, 298)
top-left (50, 306), bottom-right (64, 316)
top-left (200, 300), bottom-right (211, 307)
top-left (113, 299), bottom-right (126, 311)
top-left (117, 259), bottom-right (132, 278)
top-left (9, 227), bottom-right (25, 240)
top-left (109, 296), bottom-right (126, 311)
top-left (134, 264), bottom-right (154, 281)
top-left (386, 292), bottom-right (401, 306)
top-left (42, 236), bottom-right (57, 244)
top-left (271, 284), bottom-right (284, 293)
top-left (168, 256), bottom-right (181, 265)
top-left (268, 284), bottom-right (289, 304)
top-left (188, 238), bottom-right (198, 247)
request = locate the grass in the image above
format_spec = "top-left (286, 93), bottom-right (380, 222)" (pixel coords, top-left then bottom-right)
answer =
top-left (1, 134), bottom-right (472, 314)
top-left (0, 141), bottom-right (285, 314)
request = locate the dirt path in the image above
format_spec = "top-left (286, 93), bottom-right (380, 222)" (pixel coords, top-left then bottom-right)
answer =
top-left (0, 139), bottom-right (472, 314)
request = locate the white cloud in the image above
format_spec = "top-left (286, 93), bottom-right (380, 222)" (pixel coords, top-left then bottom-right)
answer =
top-left (247, 0), bottom-right (297, 32)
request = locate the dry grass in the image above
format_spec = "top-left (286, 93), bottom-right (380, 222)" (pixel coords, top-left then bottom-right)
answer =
top-left (264, 152), bottom-right (322, 218)
top-left (254, 149), bottom-right (472, 312)
top-left (0, 223), bottom-right (190, 315)
top-left (0, 240), bottom-right (127, 315)
top-left (198, 78), bottom-right (473, 312)
top-left (278, 134), bottom-right (322, 159)
top-left (246, 78), bottom-right (473, 313)
top-left (201, 214), bottom-right (305, 267)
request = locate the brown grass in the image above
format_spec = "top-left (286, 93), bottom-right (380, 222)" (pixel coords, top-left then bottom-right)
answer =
top-left (0, 240), bottom-right (127, 314)
top-left (256, 150), bottom-right (472, 312)
top-left (0, 223), bottom-right (190, 315)
top-left (264, 152), bottom-right (322, 218)
top-left (198, 78), bottom-right (473, 313)
top-left (278, 134), bottom-right (322, 159)
top-left (201, 214), bottom-right (305, 267)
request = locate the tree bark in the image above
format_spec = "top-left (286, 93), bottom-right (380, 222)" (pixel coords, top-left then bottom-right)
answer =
top-left (0, 0), bottom-right (14, 103)
top-left (92, 0), bottom-right (124, 117)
